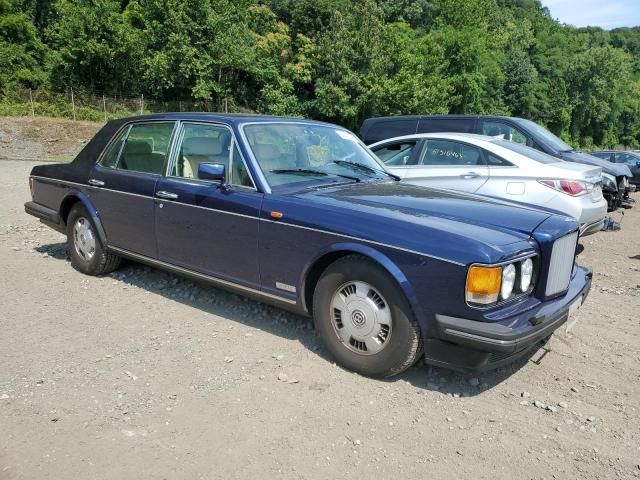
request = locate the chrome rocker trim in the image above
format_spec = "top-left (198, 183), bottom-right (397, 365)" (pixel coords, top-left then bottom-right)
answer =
top-left (107, 246), bottom-right (298, 306)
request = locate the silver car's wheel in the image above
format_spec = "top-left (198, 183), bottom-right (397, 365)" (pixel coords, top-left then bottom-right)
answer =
top-left (330, 281), bottom-right (392, 355)
top-left (73, 216), bottom-right (96, 261)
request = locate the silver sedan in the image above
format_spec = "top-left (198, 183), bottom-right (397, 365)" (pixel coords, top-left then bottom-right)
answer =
top-left (370, 133), bottom-right (607, 236)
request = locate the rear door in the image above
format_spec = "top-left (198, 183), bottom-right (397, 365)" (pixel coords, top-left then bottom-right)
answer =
top-left (402, 138), bottom-right (489, 193)
top-left (154, 122), bottom-right (263, 287)
top-left (88, 121), bottom-right (176, 257)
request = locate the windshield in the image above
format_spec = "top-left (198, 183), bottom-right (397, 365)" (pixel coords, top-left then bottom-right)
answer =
top-left (243, 123), bottom-right (393, 188)
top-left (491, 139), bottom-right (562, 165)
top-left (517, 119), bottom-right (573, 152)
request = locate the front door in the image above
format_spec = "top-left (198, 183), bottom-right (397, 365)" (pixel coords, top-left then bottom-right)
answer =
top-left (88, 121), bottom-right (176, 258)
top-left (401, 138), bottom-right (489, 193)
top-left (154, 122), bottom-right (262, 287)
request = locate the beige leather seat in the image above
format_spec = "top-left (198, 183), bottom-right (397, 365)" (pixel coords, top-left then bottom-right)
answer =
top-left (181, 137), bottom-right (228, 179)
top-left (121, 140), bottom-right (164, 174)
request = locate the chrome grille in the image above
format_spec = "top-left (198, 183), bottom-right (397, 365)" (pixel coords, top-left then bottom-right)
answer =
top-left (546, 232), bottom-right (578, 296)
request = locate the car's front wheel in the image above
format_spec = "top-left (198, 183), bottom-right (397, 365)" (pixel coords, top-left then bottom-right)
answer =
top-left (312, 255), bottom-right (422, 377)
top-left (66, 203), bottom-right (121, 275)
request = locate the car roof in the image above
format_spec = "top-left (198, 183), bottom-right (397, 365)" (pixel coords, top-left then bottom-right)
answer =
top-left (369, 132), bottom-right (501, 145)
top-left (110, 112), bottom-right (340, 128)
top-left (363, 114), bottom-right (522, 122)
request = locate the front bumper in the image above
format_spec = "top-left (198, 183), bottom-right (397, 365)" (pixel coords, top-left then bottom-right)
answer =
top-left (424, 265), bottom-right (592, 373)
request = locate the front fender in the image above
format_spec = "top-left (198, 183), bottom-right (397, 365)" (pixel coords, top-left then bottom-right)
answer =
top-left (61, 190), bottom-right (108, 245)
top-left (299, 242), bottom-right (425, 325)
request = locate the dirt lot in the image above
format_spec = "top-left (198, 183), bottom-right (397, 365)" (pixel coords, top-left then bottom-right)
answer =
top-left (1, 156), bottom-right (639, 479)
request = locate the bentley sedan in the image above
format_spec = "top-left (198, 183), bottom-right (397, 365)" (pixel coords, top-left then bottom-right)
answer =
top-left (25, 114), bottom-right (592, 377)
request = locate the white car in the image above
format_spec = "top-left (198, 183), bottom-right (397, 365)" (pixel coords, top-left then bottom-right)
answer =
top-left (370, 133), bottom-right (607, 236)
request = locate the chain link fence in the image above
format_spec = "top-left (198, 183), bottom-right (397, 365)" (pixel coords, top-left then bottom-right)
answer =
top-left (0, 89), bottom-right (244, 122)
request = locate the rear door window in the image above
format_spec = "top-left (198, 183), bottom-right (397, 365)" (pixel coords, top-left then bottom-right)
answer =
top-left (419, 139), bottom-right (484, 166)
top-left (101, 122), bottom-right (175, 175)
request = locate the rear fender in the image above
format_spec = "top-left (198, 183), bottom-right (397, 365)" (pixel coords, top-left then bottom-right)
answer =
top-left (61, 190), bottom-right (108, 245)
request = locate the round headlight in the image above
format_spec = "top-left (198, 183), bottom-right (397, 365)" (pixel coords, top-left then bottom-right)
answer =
top-left (501, 264), bottom-right (516, 300)
top-left (520, 258), bottom-right (533, 292)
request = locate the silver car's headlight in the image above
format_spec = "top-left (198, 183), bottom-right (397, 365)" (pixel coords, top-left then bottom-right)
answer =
top-left (602, 173), bottom-right (617, 191)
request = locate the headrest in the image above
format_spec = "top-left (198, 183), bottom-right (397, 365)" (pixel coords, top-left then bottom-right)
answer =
top-left (183, 137), bottom-right (222, 156)
top-left (254, 143), bottom-right (280, 162)
top-left (124, 140), bottom-right (152, 155)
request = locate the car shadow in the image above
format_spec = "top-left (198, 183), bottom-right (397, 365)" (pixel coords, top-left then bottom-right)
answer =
top-left (36, 241), bottom-right (536, 396)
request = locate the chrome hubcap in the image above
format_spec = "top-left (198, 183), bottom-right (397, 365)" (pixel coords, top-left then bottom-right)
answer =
top-left (73, 217), bottom-right (96, 261)
top-left (330, 281), bottom-right (392, 355)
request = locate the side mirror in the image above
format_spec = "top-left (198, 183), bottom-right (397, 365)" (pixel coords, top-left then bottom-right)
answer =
top-left (636, 161), bottom-right (640, 167)
top-left (198, 163), bottom-right (225, 182)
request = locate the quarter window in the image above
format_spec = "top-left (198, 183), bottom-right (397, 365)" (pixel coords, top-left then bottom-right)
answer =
top-left (419, 140), bottom-right (483, 166)
top-left (482, 121), bottom-right (528, 145)
top-left (171, 123), bottom-right (253, 188)
top-left (101, 122), bottom-right (175, 175)
top-left (373, 142), bottom-right (417, 166)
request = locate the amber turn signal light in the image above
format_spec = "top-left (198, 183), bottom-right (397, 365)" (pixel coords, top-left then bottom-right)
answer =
top-left (270, 211), bottom-right (283, 219)
top-left (466, 265), bottom-right (502, 305)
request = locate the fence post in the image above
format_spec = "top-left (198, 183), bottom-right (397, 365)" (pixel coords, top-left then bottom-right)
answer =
top-left (140, 94), bottom-right (144, 115)
top-left (71, 88), bottom-right (76, 121)
top-left (103, 95), bottom-right (107, 121)
top-left (29, 89), bottom-right (35, 117)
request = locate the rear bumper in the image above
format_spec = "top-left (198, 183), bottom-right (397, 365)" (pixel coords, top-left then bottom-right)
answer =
top-left (424, 265), bottom-right (592, 373)
top-left (25, 201), bottom-right (65, 234)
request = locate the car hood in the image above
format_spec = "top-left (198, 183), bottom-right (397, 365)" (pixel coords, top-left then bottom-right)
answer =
top-left (560, 150), bottom-right (631, 177)
top-left (289, 181), bottom-right (553, 242)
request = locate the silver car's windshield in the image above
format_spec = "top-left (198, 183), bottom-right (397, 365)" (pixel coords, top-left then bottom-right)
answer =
top-left (492, 139), bottom-right (562, 165)
top-left (243, 123), bottom-right (393, 187)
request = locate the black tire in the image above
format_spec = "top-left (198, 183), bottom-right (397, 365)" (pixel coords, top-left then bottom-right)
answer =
top-left (312, 255), bottom-right (422, 378)
top-left (66, 203), bottom-right (121, 275)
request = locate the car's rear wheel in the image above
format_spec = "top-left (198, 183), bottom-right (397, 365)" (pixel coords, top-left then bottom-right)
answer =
top-left (312, 255), bottom-right (422, 378)
top-left (67, 203), bottom-right (121, 275)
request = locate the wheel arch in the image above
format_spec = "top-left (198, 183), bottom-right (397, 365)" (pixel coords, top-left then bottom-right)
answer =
top-left (300, 242), bottom-right (424, 323)
top-left (59, 191), bottom-right (107, 245)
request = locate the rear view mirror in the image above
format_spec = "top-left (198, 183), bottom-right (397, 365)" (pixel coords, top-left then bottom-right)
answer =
top-left (198, 163), bottom-right (225, 182)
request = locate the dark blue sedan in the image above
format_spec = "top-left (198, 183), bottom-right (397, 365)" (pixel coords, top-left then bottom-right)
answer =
top-left (25, 114), bottom-right (592, 377)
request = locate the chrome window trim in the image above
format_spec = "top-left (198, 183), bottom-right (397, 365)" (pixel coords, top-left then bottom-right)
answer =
top-left (97, 120), bottom-right (178, 176)
top-left (107, 246), bottom-right (297, 305)
top-left (166, 121), bottom-right (257, 190)
top-left (465, 252), bottom-right (539, 310)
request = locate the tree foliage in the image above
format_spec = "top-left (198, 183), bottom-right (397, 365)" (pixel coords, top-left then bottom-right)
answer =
top-left (1, 0), bottom-right (639, 146)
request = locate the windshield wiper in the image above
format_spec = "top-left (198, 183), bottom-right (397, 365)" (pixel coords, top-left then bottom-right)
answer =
top-left (271, 168), bottom-right (360, 182)
top-left (271, 168), bottom-right (328, 176)
top-left (331, 160), bottom-right (399, 180)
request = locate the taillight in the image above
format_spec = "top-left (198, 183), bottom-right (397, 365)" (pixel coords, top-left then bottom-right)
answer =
top-left (538, 179), bottom-right (588, 196)
top-left (29, 177), bottom-right (34, 200)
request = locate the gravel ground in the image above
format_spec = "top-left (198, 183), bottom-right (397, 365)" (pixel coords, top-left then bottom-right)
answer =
top-left (1, 158), bottom-right (639, 480)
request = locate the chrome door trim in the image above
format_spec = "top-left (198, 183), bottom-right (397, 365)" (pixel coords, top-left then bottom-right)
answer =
top-left (32, 175), bottom-right (467, 266)
top-left (107, 246), bottom-right (297, 305)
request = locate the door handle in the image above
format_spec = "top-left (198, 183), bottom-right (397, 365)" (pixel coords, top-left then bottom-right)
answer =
top-left (156, 191), bottom-right (178, 200)
top-left (88, 179), bottom-right (105, 187)
top-left (460, 172), bottom-right (480, 179)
